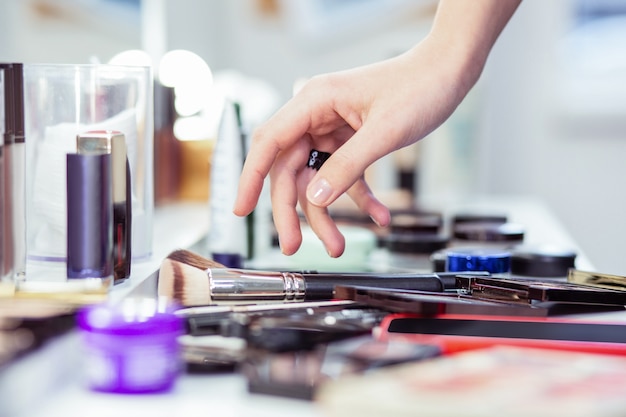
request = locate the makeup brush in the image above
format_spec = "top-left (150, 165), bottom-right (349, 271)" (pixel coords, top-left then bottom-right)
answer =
top-left (158, 249), bottom-right (486, 306)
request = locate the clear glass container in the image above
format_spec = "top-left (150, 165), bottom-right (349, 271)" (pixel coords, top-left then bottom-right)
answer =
top-left (23, 64), bottom-right (154, 271)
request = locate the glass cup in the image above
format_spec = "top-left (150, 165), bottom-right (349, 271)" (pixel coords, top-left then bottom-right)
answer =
top-left (24, 64), bottom-right (154, 272)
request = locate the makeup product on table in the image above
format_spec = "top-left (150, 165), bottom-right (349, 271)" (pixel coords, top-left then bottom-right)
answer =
top-left (334, 285), bottom-right (551, 317)
top-left (243, 335), bottom-right (442, 401)
top-left (77, 298), bottom-right (183, 393)
top-left (236, 306), bottom-right (385, 352)
top-left (380, 233), bottom-right (449, 272)
top-left (207, 100), bottom-right (247, 268)
top-left (451, 212), bottom-right (508, 227)
top-left (445, 247), bottom-right (512, 274)
top-left (76, 130), bottom-right (132, 283)
top-left (379, 210), bottom-right (448, 272)
top-left (334, 272), bottom-right (626, 319)
top-left (454, 275), bottom-right (626, 306)
top-left (567, 269), bottom-right (626, 291)
top-left (0, 66), bottom-right (5, 286)
top-left (452, 221), bottom-right (525, 247)
top-left (1, 64), bottom-right (15, 283)
top-left (0, 63), bottom-right (27, 282)
top-left (179, 303), bottom-right (387, 370)
top-left (157, 249), bottom-right (485, 306)
top-left (66, 150), bottom-right (113, 281)
top-left (177, 299), bottom-right (358, 334)
top-left (392, 210), bottom-right (444, 234)
top-left (378, 313), bottom-right (626, 356)
top-left (510, 244), bottom-right (577, 278)
top-left (11, 64), bottom-right (26, 281)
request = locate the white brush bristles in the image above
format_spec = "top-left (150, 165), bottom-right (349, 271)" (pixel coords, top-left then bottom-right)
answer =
top-left (158, 258), bottom-right (212, 306)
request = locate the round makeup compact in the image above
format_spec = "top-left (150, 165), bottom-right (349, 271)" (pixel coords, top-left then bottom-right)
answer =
top-left (445, 247), bottom-right (512, 274)
top-left (381, 233), bottom-right (449, 271)
top-left (452, 222), bottom-right (525, 244)
top-left (389, 210), bottom-right (444, 235)
top-left (510, 244), bottom-right (577, 278)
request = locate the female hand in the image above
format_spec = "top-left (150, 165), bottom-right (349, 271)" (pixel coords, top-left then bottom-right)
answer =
top-left (233, 0), bottom-right (520, 257)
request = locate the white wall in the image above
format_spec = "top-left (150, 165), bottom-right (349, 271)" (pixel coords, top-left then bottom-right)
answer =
top-left (160, 0), bottom-right (434, 101)
top-left (0, 0), bottom-right (140, 64)
top-left (477, 0), bottom-right (626, 274)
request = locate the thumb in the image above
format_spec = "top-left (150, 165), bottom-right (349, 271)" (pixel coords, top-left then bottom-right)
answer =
top-left (305, 125), bottom-right (388, 207)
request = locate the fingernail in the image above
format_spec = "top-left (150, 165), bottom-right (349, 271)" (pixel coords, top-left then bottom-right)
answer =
top-left (307, 178), bottom-right (333, 206)
top-left (370, 216), bottom-right (381, 227)
top-left (277, 237), bottom-right (284, 254)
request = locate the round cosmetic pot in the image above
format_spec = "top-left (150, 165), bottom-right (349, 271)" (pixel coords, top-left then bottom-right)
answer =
top-left (77, 298), bottom-right (183, 394)
top-left (446, 247), bottom-right (512, 274)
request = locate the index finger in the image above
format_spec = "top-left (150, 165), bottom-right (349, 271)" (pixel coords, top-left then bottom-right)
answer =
top-left (234, 99), bottom-right (311, 216)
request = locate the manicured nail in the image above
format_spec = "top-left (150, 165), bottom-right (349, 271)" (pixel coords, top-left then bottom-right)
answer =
top-left (370, 216), bottom-right (381, 227)
top-left (307, 178), bottom-right (333, 206)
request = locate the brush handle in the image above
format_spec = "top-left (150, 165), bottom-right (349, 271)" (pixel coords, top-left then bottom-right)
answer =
top-left (303, 275), bottom-right (445, 300)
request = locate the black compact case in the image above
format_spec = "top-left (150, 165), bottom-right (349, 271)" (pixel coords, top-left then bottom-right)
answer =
top-left (378, 313), bottom-right (626, 357)
top-left (243, 334), bottom-right (442, 400)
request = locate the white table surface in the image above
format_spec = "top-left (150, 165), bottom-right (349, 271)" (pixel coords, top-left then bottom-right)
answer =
top-left (5, 196), bottom-right (624, 417)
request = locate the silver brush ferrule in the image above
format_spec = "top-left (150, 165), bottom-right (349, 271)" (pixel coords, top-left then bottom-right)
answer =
top-left (207, 269), bottom-right (306, 302)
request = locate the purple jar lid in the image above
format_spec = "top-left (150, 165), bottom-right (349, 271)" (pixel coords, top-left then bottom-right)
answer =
top-left (78, 298), bottom-right (182, 336)
top-left (77, 298), bottom-right (183, 394)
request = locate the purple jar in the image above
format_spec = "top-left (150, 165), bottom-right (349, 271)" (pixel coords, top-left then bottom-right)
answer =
top-left (77, 298), bottom-right (183, 394)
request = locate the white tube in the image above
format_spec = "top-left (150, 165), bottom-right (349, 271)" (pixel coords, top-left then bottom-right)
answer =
top-left (207, 100), bottom-right (247, 267)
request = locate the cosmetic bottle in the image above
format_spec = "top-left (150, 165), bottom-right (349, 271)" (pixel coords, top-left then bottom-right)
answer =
top-left (11, 63), bottom-right (26, 281)
top-left (66, 152), bottom-right (113, 281)
top-left (207, 100), bottom-right (247, 268)
top-left (0, 66), bottom-right (6, 285)
top-left (77, 131), bottom-right (132, 283)
top-left (1, 63), bottom-right (15, 283)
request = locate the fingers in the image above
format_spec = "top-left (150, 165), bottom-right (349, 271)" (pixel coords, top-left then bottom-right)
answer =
top-left (298, 175), bottom-right (388, 258)
top-left (346, 179), bottom-right (391, 229)
top-left (269, 140), bottom-right (310, 255)
top-left (297, 169), bottom-right (346, 258)
top-left (234, 98), bottom-right (312, 217)
top-left (306, 121), bottom-right (390, 209)
top-left (233, 139), bottom-right (275, 217)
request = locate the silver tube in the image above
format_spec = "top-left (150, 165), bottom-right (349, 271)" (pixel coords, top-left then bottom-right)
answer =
top-left (208, 269), bottom-right (306, 302)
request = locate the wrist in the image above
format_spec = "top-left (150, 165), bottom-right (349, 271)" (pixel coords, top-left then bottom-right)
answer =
top-left (423, 0), bottom-right (521, 93)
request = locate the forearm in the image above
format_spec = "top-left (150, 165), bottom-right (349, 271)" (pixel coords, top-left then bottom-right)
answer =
top-left (424, 0), bottom-right (521, 90)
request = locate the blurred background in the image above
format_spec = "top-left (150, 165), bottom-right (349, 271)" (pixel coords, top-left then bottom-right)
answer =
top-left (0, 0), bottom-right (625, 274)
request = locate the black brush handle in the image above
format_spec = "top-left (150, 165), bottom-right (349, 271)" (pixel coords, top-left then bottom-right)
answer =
top-left (303, 274), bottom-right (445, 300)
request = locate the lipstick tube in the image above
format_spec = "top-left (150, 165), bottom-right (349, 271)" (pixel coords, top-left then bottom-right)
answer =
top-left (77, 131), bottom-right (131, 283)
top-left (66, 152), bottom-right (113, 280)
